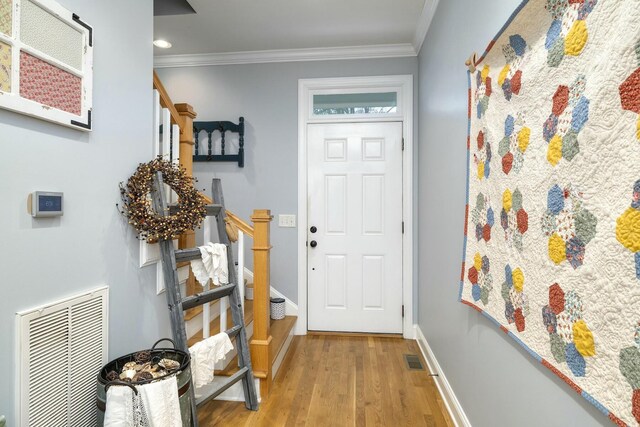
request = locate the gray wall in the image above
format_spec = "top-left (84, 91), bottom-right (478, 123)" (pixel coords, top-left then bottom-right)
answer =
top-left (0, 1), bottom-right (171, 424)
top-left (417, 1), bottom-right (608, 426)
top-left (157, 57), bottom-right (418, 304)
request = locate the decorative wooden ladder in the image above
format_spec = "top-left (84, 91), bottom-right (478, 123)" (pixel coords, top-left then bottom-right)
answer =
top-left (151, 172), bottom-right (259, 426)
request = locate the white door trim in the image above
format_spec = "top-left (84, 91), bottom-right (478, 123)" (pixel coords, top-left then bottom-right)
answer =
top-left (297, 75), bottom-right (414, 339)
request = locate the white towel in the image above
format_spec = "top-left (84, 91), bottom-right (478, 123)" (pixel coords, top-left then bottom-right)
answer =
top-left (189, 332), bottom-right (234, 388)
top-left (137, 375), bottom-right (182, 427)
top-left (104, 385), bottom-right (150, 427)
top-left (190, 243), bottom-right (229, 287)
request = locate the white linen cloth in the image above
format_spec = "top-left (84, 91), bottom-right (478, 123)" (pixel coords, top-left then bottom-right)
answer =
top-left (190, 243), bottom-right (229, 287)
top-left (104, 384), bottom-right (150, 427)
top-left (137, 375), bottom-right (182, 427)
top-left (188, 332), bottom-right (234, 388)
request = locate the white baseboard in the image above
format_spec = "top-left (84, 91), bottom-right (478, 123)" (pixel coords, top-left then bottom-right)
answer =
top-left (269, 287), bottom-right (298, 316)
top-left (414, 325), bottom-right (471, 427)
top-left (244, 267), bottom-right (299, 316)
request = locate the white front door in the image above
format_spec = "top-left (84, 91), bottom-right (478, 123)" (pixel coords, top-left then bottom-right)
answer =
top-left (307, 122), bottom-right (403, 333)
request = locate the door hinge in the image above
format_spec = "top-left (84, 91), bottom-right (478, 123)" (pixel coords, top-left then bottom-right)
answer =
top-left (402, 138), bottom-right (405, 151)
top-left (402, 305), bottom-right (405, 318)
top-left (402, 221), bottom-right (405, 234)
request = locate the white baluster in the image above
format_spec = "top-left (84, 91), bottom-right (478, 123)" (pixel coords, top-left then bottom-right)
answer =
top-left (202, 282), bottom-right (210, 339)
top-left (238, 230), bottom-right (245, 310)
top-left (202, 216), bottom-right (211, 339)
top-left (220, 296), bottom-right (228, 334)
top-left (212, 214), bottom-right (230, 334)
top-left (171, 123), bottom-right (180, 166)
top-left (161, 108), bottom-right (171, 159)
top-left (153, 90), bottom-right (161, 157)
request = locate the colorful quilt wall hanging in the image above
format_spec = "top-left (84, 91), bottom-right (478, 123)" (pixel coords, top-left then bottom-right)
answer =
top-left (460, 0), bottom-right (640, 425)
top-left (0, 0), bottom-right (92, 130)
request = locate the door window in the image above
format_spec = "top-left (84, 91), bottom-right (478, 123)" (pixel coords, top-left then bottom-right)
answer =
top-left (312, 92), bottom-right (397, 116)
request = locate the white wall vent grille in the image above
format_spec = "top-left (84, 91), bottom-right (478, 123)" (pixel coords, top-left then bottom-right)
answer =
top-left (17, 286), bottom-right (109, 427)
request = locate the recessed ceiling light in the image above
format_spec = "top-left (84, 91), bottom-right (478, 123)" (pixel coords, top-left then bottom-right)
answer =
top-left (153, 39), bottom-right (172, 49)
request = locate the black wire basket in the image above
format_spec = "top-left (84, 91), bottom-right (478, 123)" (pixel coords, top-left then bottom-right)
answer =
top-left (97, 338), bottom-right (190, 387)
top-left (96, 338), bottom-right (193, 427)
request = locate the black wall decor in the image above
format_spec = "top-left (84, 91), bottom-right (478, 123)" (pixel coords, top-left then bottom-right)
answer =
top-left (193, 117), bottom-right (245, 167)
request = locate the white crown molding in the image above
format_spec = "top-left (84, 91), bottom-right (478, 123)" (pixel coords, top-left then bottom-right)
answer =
top-left (413, 0), bottom-right (440, 54)
top-left (153, 43), bottom-right (417, 68)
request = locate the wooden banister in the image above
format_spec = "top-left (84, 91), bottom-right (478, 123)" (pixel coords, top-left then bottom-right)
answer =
top-left (249, 209), bottom-right (273, 397)
top-left (226, 211), bottom-right (254, 237)
top-left (153, 71), bottom-right (183, 130)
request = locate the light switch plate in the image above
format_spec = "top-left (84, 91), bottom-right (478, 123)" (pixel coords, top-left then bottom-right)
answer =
top-left (278, 214), bottom-right (296, 228)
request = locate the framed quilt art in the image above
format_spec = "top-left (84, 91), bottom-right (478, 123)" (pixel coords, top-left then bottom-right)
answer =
top-left (0, 0), bottom-right (92, 131)
top-left (460, 0), bottom-right (640, 425)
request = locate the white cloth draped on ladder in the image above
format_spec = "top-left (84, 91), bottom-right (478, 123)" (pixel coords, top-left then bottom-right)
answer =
top-left (190, 242), bottom-right (229, 287)
top-left (189, 332), bottom-right (234, 388)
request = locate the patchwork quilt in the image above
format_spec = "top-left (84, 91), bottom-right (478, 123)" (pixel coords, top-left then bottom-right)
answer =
top-left (460, 1), bottom-right (640, 425)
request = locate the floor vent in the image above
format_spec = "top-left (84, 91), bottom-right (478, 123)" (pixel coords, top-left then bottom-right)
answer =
top-left (17, 287), bottom-right (109, 427)
top-left (404, 354), bottom-right (424, 371)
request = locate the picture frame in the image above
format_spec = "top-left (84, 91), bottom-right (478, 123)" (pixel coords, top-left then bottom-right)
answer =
top-left (0, 0), bottom-right (93, 131)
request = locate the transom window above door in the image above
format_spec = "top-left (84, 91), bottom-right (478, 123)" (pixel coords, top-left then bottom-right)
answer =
top-left (313, 92), bottom-right (398, 116)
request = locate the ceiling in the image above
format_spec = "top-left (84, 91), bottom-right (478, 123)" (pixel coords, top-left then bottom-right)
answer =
top-left (153, 0), bottom-right (428, 58)
top-left (154, 0), bottom-right (195, 16)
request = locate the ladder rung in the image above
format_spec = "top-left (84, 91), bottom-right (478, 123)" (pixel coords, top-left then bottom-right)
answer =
top-left (174, 248), bottom-right (202, 263)
top-left (181, 284), bottom-right (237, 311)
top-left (169, 204), bottom-right (222, 217)
top-left (196, 366), bottom-right (249, 407)
top-left (175, 245), bottom-right (230, 263)
top-left (225, 324), bottom-right (242, 340)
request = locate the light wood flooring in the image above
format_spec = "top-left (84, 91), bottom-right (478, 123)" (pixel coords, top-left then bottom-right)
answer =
top-left (198, 335), bottom-right (455, 426)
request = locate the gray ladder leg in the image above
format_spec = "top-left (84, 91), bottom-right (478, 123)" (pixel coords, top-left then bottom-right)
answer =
top-left (152, 173), bottom-right (199, 426)
top-left (212, 178), bottom-right (258, 409)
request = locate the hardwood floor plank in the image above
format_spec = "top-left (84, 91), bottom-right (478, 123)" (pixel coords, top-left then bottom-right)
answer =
top-left (197, 335), bottom-right (455, 426)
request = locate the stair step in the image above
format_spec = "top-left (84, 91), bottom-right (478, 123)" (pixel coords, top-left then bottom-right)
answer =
top-left (184, 304), bottom-right (204, 321)
top-left (188, 299), bottom-right (254, 347)
top-left (270, 316), bottom-right (297, 367)
top-left (214, 315), bottom-right (297, 378)
top-left (196, 366), bottom-right (249, 408)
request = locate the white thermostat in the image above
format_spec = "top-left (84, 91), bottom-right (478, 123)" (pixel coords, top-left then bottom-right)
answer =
top-left (28, 192), bottom-right (64, 217)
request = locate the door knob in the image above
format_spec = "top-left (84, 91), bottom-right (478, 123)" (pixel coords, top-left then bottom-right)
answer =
top-left (310, 226), bottom-right (317, 233)
top-left (310, 240), bottom-right (318, 248)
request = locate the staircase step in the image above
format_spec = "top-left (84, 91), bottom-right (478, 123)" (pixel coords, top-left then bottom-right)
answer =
top-left (184, 304), bottom-right (204, 322)
top-left (188, 299), bottom-right (254, 348)
top-left (270, 316), bottom-right (297, 367)
top-left (214, 315), bottom-right (297, 378)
